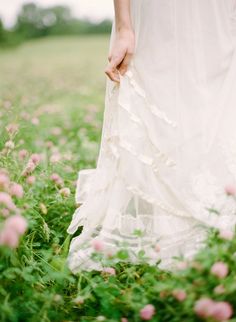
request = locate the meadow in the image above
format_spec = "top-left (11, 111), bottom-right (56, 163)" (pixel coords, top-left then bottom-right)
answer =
top-left (1, 36), bottom-right (236, 322)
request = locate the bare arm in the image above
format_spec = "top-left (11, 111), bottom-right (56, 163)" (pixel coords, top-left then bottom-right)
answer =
top-left (114, 0), bottom-right (133, 32)
top-left (105, 0), bottom-right (135, 82)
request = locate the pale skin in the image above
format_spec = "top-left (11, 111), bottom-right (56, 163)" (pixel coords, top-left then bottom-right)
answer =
top-left (105, 0), bottom-right (135, 83)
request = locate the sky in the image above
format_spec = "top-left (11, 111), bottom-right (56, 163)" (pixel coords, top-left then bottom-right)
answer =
top-left (0, 0), bottom-right (114, 28)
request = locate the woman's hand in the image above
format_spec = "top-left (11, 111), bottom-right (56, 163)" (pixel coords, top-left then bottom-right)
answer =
top-left (105, 29), bottom-right (135, 83)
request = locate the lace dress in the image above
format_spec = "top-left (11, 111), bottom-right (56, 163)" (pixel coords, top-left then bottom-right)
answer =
top-left (66, 0), bottom-right (236, 273)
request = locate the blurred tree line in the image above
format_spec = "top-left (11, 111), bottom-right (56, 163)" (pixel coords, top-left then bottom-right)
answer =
top-left (0, 3), bottom-right (112, 47)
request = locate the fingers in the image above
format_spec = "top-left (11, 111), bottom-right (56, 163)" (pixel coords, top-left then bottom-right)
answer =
top-left (105, 57), bottom-right (122, 83)
top-left (105, 51), bottom-right (133, 82)
top-left (105, 47), bottom-right (128, 82)
top-left (118, 52), bottom-right (133, 76)
top-left (105, 63), bottom-right (120, 83)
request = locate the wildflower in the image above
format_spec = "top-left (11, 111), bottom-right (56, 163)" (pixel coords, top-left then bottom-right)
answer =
top-left (22, 160), bottom-right (36, 176)
top-left (9, 183), bottom-right (24, 198)
top-left (5, 214), bottom-right (28, 235)
top-left (50, 173), bottom-right (64, 187)
top-left (0, 227), bottom-right (19, 248)
top-left (219, 229), bottom-right (234, 241)
top-left (73, 296), bottom-right (84, 305)
top-left (140, 304), bottom-right (156, 321)
top-left (210, 262), bottom-right (229, 279)
top-left (1, 208), bottom-right (10, 217)
top-left (0, 172), bottom-right (10, 190)
top-left (50, 173), bottom-right (60, 182)
top-left (5, 123), bottom-right (19, 135)
top-left (194, 298), bottom-right (215, 318)
top-left (0, 192), bottom-right (17, 210)
top-left (30, 153), bottom-right (41, 165)
top-left (195, 298), bottom-right (234, 321)
top-left (172, 289), bottom-right (187, 302)
top-left (225, 184), bottom-right (236, 196)
top-left (102, 267), bottom-right (116, 275)
top-left (26, 175), bottom-right (36, 185)
top-left (5, 140), bottom-right (15, 150)
top-left (59, 187), bottom-right (71, 197)
top-left (31, 117), bottom-right (40, 125)
top-left (18, 149), bottom-right (28, 160)
top-left (50, 153), bottom-right (61, 164)
top-left (91, 238), bottom-right (105, 252)
top-left (211, 301), bottom-right (233, 321)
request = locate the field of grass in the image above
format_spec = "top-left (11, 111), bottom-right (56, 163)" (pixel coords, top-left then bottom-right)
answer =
top-left (0, 35), bottom-right (109, 321)
top-left (1, 36), bottom-right (236, 322)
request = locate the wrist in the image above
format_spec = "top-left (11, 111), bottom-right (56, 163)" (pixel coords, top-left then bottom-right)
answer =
top-left (115, 24), bottom-right (133, 34)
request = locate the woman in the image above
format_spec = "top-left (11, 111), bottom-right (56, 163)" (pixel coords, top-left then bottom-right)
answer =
top-left (66, 0), bottom-right (236, 273)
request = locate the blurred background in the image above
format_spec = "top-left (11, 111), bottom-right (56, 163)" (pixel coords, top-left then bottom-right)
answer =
top-left (0, 0), bottom-right (113, 45)
top-left (0, 4), bottom-right (119, 319)
top-left (0, 1), bottom-right (115, 170)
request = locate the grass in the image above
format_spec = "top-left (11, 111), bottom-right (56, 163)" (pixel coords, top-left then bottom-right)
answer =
top-left (0, 35), bottom-right (109, 321)
top-left (0, 35), bottom-right (236, 322)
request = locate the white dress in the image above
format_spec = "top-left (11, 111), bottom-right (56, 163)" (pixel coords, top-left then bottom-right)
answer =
top-left (66, 0), bottom-right (236, 273)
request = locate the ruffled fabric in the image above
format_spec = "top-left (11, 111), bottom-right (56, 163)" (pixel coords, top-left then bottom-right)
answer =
top-left (66, 65), bottom-right (236, 274)
top-left (66, 0), bottom-right (236, 274)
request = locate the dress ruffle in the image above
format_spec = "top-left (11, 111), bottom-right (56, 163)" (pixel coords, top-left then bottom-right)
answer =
top-left (66, 63), bottom-right (236, 274)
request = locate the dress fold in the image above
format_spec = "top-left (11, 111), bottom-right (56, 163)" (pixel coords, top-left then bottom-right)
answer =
top-left (66, 0), bottom-right (236, 273)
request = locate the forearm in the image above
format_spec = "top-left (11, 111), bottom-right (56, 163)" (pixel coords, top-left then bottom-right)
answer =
top-left (105, 0), bottom-right (135, 81)
top-left (113, 0), bottom-right (133, 32)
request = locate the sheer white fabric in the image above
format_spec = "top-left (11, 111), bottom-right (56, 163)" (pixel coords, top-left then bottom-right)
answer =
top-left (66, 0), bottom-right (236, 273)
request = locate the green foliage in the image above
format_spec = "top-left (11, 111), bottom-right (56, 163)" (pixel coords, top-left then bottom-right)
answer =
top-left (0, 2), bottom-right (112, 47)
top-left (0, 19), bottom-right (21, 48)
top-left (0, 18), bottom-right (7, 43)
